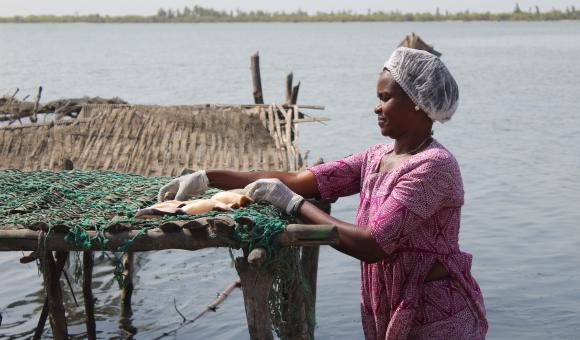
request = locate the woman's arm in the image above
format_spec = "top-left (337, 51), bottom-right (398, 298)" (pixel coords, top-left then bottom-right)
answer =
top-left (298, 201), bottom-right (388, 263)
top-left (207, 169), bottom-right (320, 199)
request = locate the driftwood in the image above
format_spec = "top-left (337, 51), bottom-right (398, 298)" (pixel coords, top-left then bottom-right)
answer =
top-left (0, 95), bottom-right (127, 123)
top-left (153, 277), bottom-right (242, 340)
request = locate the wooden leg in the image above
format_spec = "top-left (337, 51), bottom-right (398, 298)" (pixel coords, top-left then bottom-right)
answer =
top-left (235, 257), bottom-right (274, 340)
top-left (301, 245), bottom-right (320, 339)
top-left (32, 297), bottom-right (49, 340)
top-left (83, 251), bottom-right (96, 340)
top-left (119, 252), bottom-right (137, 335)
top-left (41, 250), bottom-right (69, 340)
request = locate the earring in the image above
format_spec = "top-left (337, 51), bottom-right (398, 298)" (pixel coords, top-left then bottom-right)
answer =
top-left (414, 106), bottom-right (420, 111)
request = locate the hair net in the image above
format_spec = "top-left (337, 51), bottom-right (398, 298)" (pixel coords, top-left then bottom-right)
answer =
top-left (383, 47), bottom-right (459, 122)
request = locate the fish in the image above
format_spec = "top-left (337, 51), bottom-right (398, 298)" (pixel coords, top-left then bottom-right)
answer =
top-left (135, 190), bottom-right (252, 219)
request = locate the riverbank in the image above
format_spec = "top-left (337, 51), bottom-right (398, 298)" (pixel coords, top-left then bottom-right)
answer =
top-left (1, 5), bottom-right (579, 23)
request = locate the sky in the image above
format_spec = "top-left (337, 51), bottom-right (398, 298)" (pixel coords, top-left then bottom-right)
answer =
top-left (1, 0), bottom-right (579, 16)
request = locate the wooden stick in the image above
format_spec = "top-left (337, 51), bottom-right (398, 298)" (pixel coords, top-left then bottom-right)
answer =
top-left (251, 52), bottom-right (264, 104)
top-left (83, 251), bottom-right (96, 340)
top-left (285, 72), bottom-right (293, 104)
top-left (291, 81), bottom-right (300, 105)
top-left (151, 278), bottom-right (241, 340)
top-left (209, 103), bottom-right (324, 110)
top-left (30, 86), bottom-right (42, 123)
top-left (0, 224), bottom-right (338, 252)
top-left (191, 277), bottom-right (241, 322)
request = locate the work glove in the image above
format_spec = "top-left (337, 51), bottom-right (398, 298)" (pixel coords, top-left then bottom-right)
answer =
top-left (244, 178), bottom-right (304, 215)
top-left (157, 170), bottom-right (209, 202)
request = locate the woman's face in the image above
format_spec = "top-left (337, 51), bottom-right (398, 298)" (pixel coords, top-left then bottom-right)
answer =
top-left (374, 71), bottom-right (418, 138)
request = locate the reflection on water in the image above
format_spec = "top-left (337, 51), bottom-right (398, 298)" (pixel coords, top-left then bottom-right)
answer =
top-left (1, 22), bottom-right (580, 339)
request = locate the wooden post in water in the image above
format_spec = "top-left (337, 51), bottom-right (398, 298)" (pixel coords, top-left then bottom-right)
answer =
top-left (285, 72), bottom-right (294, 104)
top-left (83, 251), bottom-right (96, 340)
top-left (30, 86), bottom-right (42, 123)
top-left (41, 250), bottom-right (69, 340)
top-left (119, 251), bottom-right (137, 335)
top-left (35, 158), bottom-right (75, 339)
top-left (235, 248), bottom-right (274, 340)
top-left (298, 159), bottom-right (333, 339)
top-left (291, 81), bottom-right (300, 105)
top-left (251, 52), bottom-right (264, 104)
top-left (33, 251), bottom-right (68, 340)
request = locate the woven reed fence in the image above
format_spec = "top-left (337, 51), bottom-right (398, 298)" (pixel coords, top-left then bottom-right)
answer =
top-left (0, 103), bottom-right (308, 175)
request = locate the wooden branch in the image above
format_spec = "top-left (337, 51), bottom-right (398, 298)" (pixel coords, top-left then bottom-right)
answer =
top-left (0, 95), bottom-right (127, 122)
top-left (211, 103), bottom-right (324, 110)
top-left (0, 224), bottom-right (338, 252)
top-left (151, 278), bottom-right (241, 340)
top-left (250, 52), bottom-right (264, 104)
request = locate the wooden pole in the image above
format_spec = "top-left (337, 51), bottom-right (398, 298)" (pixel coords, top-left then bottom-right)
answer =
top-left (30, 86), bottom-right (42, 123)
top-left (285, 72), bottom-right (293, 104)
top-left (0, 224), bottom-right (338, 252)
top-left (41, 250), bottom-right (69, 340)
top-left (32, 298), bottom-right (49, 340)
top-left (251, 52), bottom-right (264, 104)
top-left (83, 251), bottom-right (96, 340)
top-left (235, 257), bottom-right (274, 340)
top-left (291, 81), bottom-right (300, 105)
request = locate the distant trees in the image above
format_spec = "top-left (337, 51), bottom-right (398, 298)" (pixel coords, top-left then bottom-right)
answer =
top-left (1, 4), bottom-right (580, 23)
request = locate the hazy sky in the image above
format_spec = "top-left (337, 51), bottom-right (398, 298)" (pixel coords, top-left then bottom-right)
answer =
top-left (2, 1), bottom-right (579, 16)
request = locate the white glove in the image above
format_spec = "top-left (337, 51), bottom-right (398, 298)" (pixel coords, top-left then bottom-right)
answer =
top-left (157, 171), bottom-right (209, 202)
top-left (244, 178), bottom-right (304, 215)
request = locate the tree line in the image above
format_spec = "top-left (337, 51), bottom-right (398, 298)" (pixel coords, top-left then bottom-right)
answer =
top-left (1, 4), bottom-right (579, 23)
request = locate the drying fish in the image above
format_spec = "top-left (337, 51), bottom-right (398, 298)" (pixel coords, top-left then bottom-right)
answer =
top-left (210, 190), bottom-right (252, 208)
top-left (135, 190), bottom-right (251, 219)
top-left (180, 199), bottom-right (231, 215)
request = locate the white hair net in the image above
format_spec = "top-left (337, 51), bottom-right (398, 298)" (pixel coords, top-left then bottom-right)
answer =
top-left (383, 47), bottom-right (459, 122)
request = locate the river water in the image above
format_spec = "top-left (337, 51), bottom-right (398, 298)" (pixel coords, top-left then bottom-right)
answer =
top-left (1, 22), bottom-right (579, 339)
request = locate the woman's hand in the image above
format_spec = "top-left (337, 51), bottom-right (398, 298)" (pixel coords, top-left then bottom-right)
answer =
top-left (244, 178), bottom-right (304, 215)
top-left (157, 170), bottom-right (209, 202)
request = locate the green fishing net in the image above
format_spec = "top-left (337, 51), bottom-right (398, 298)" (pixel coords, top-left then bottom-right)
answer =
top-left (0, 169), bottom-right (313, 338)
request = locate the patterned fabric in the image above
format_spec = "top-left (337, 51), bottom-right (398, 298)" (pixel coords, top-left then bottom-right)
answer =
top-left (309, 141), bottom-right (488, 340)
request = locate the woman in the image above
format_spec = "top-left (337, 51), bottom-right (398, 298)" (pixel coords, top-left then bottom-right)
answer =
top-left (159, 47), bottom-right (488, 339)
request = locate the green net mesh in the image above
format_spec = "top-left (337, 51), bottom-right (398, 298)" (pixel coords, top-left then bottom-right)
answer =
top-left (0, 169), bottom-right (313, 338)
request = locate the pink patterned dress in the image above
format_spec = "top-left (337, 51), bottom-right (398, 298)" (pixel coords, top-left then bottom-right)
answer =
top-left (309, 141), bottom-right (488, 339)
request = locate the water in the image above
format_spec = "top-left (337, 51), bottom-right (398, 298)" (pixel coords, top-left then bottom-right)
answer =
top-left (1, 22), bottom-right (580, 339)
